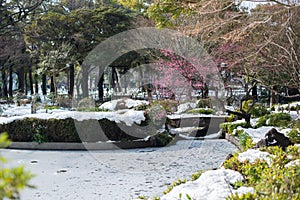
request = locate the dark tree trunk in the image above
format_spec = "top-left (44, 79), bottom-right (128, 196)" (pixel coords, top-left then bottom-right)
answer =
top-left (81, 62), bottom-right (89, 98)
top-left (2, 69), bottom-right (8, 98)
top-left (98, 73), bottom-right (104, 103)
top-left (17, 66), bottom-right (25, 94)
top-left (9, 65), bottom-right (13, 97)
top-left (24, 71), bottom-right (28, 95)
top-left (252, 85), bottom-right (258, 101)
top-left (29, 66), bottom-right (34, 95)
top-left (34, 74), bottom-right (39, 94)
top-left (270, 85), bottom-right (276, 107)
top-left (50, 76), bottom-right (55, 93)
top-left (68, 63), bottom-right (74, 97)
top-left (42, 74), bottom-right (47, 95)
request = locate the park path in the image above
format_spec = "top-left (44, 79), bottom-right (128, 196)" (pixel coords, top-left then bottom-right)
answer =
top-left (1, 139), bottom-right (237, 200)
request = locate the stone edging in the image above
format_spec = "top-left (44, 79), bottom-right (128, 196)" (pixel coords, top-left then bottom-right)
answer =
top-left (8, 141), bottom-right (152, 150)
top-left (225, 133), bottom-right (242, 150)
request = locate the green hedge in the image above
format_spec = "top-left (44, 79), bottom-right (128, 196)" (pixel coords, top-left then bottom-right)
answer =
top-left (0, 118), bottom-right (154, 143)
top-left (220, 122), bottom-right (251, 134)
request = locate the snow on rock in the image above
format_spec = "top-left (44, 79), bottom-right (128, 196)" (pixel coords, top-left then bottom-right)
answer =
top-left (285, 159), bottom-right (300, 168)
top-left (238, 149), bottom-right (271, 165)
top-left (235, 186), bottom-right (255, 196)
top-left (238, 126), bottom-right (292, 143)
top-left (237, 126), bottom-right (274, 143)
top-left (175, 101), bottom-right (198, 114)
top-left (99, 98), bottom-right (148, 111)
top-left (0, 110), bottom-right (146, 126)
top-left (161, 168), bottom-right (253, 200)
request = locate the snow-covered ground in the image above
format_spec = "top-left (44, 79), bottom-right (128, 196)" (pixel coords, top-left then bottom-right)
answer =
top-left (1, 140), bottom-right (237, 200)
top-left (0, 101), bottom-right (145, 126)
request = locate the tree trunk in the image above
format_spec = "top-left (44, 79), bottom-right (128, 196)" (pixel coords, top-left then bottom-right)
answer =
top-left (270, 85), bottom-right (276, 107)
top-left (8, 65), bottom-right (13, 98)
top-left (98, 73), bottom-right (104, 103)
top-left (68, 63), bottom-right (74, 97)
top-left (29, 66), bottom-right (34, 95)
top-left (17, 66), bottom-right (25, 94)
top-left (81, 62), bottom-right (89, 98)
top-left (50, 76), bottom-right (55, 93)
top-left (2, 69), bottom-right (8, 98)
top-left (252, 85), bottom-right (258, 101)
top-left (34, 74), bottom-right (39, 94)
top-left (42, 74), bottom-right (47, 95)
top-left (24, 71), bottom-right (28, 95)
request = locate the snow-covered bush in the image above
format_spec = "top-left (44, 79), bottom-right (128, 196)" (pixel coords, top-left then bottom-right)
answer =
top-left (224, 145), bottom-right (300, 200)
top-left (197, 98), bottom-right (211, 108)
top-left (0, 133), bottom-right (34, 199)
top-left (186, 108), bottom-right (215, 115)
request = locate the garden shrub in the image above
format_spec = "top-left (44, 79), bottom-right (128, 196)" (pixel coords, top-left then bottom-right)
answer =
top-left (225, 114), bottom-right (236, 122)
top-left (250, 104), bottom-right (270, 118)
top-left (220, 122), bottom-right (251, 134)
top-left (190, 170), bottom-right (203, 181)
top-left (224, 145), bottom-right (300, 200)
top-left (77, 97), bottom-right (95, 111)
top-left (56, 94), bottom-right (72, 108)
top-left (134, 103), bottom-right (149, 111)
top-left (268, 113), bottom-right (292, 127)
top-left (0, 117), bottom-right (154, 142)
top-left (44, 105), bottom-right (59, 110)
top-left (0, 133), bottom-right (34, 199)
top-left (287, 129), bottom-right (300, 144)
top-left (241, 100), bottom-right (253, 112)
top-left (233, 130), bottom-right (255, 150)
top-left (186, 108), bottom-right (215, 115)
top-left (290, 104), bottom-right (300, 111)
top-left (197, 98), bottom-right (211, 108)
top-left (256, 113), bottom-right (292, 128)
top-left (163, 178), bottom-right (187, 194)
top-left (150, 130), bottom-right (173, 147)
top-left (255, 115), bottom-right (269, 128)
top-left (146, 105), bottom-right (167, 129)
top-left (151, 99), bottom-right (178, 114)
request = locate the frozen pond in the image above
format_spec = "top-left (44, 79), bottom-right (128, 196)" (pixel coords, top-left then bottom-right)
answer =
top-left (1, 140), bottom-right (237, 200)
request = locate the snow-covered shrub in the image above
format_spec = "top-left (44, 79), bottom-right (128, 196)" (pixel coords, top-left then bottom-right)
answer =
top-left (287, 129), bottom-right (300, 144)
top-left (0, 133), bottom-right (34, 199)
top-left (133, 103), bottom-right (149, 111)
top-left (220, 122), bottom-right (251, 134)
top-left (255, 115), bottom-right (269, 128)
top-left (250, 104), bottom-right (270, 118)
top-left (268, 113), bottom-right (292, 127)
top-left (146, 105), bottom-right (167, 129)
top-left (56, 94), bottom-right (72, 108)
top-left (151, 99), bottom-right (178, 114)
top-left (197, 98), bottom-right (211, 108)
top-left (238, 131), bottom-right (255, 150)
top-left (186, 108), bottom-right (215, 115)
top-left (77, 97), bottom-right (95, 111)
top-left (225, 145), bottom-right (300, 200)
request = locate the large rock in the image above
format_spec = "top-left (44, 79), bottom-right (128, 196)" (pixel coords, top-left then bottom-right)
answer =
top-left (255, 128), bottom-right (293, 150)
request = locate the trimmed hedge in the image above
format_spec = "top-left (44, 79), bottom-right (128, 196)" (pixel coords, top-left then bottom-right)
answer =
top-left (0, 118), bottom-right (157, 143)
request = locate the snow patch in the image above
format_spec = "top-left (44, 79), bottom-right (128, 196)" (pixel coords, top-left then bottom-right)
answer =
top-left (161, 168), bottom-right (253, 200)
top-left (176, 101), bottom-right (198, 114)
top-left (285, 159), bottom-right (300, 168)
top-left (0, 110), bottom-right (145, 126)
top-left (238, 149), bottom-right (271, 165)
top-left (99, 98), bottom-right (148, 111)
